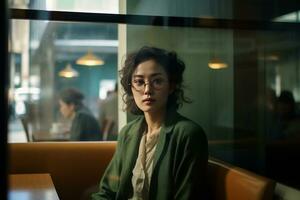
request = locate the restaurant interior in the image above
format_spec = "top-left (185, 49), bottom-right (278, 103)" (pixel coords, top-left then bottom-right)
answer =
top-left (2, 0), bottom-right (300, 199)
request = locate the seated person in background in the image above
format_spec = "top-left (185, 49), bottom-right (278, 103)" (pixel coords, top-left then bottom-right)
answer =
top-left (59, 88), bottom-right (102, 141)
top-left (264, 88), bottom-right (282, 141)
top-left (99, 83), bottom-right (118, 141)
top-left (92, 46), bottom-right (208, 199)
top-left (277, 90), bottom-right (300, 139)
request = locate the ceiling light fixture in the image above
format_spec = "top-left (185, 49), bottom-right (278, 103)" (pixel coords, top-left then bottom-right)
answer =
top-left (76, 50), bottom-right (104, 66)
top-left (208, 58), bottom-right (228, 69)
top-left (208, 28), bottom-right (228, 70)
top-left (59, 63), bottom-right (79, 78)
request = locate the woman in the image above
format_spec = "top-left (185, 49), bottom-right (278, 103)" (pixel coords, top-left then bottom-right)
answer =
top-left (59, 88), bottom-right (101, 141)
top-left (92, 46), bottom-right (208, 199)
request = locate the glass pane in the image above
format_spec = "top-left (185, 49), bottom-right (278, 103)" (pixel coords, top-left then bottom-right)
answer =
top-left (126, 25), bottom-right (235, 165)
top-left (125, 0), bottom-right (300, 21)
top-left (126, 24), bottom-right (300, 188)
top-left (8, 19), bottom-right (118, 142)
top-left (10, 0), bottom-right (300, 21)
top-left (9, 0), bottom-right (119, 14)
top-left (8, 9), bottom-right (300, 190)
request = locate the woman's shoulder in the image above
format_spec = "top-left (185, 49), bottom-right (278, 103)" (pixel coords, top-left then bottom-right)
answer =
top-left (173, 113), bottom-right (203, 130)
top-left (171, 113), bottom-right (206, 140)
top-left (118, 115), bottom-right (144, 136)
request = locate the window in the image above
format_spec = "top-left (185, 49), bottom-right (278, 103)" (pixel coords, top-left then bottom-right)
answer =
top-left (7, 0), bottom-right (300, 190)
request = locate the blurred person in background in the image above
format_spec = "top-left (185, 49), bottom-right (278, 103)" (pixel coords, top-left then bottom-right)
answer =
top-left (277, 90), bottom-right (300, 139)
top-left (59, 88), bottom-right (101, 141)
top-left (99, 83), bottom-right (118, 140)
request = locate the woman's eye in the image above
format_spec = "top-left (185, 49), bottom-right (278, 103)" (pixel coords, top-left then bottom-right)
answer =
top-left (133, 79), bottom-right (144, 86)
top-left (152, 78), bottom-right (164, 85)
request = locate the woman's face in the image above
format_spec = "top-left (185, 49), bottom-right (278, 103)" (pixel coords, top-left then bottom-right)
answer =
top-left (131, 59), bottom-right (173, 115)
top-left (59, 100), bottom-right (75, 119)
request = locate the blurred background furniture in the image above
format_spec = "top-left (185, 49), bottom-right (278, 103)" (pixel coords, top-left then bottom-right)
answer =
top-left (20, 116), bottom-right (32, 142)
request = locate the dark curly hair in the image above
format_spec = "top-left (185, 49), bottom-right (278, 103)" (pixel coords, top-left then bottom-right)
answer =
top-left (120, 46), bottom-right (191, 115)
top-left (59, 88), bottom-right (84, 111)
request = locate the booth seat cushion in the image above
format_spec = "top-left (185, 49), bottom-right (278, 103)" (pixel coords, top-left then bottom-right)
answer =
top-left (9, 142), bottom-right (275, 200)
top-left (9, 142), bottom-right (116, 200)
top-left (208, 158), bottom-right (275, 200)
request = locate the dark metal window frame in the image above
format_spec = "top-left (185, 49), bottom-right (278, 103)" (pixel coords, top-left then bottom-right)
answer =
top-left (11, 8), bottom-right (300, 31)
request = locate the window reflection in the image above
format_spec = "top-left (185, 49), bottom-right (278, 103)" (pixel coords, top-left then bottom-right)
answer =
top-left (9, 0), bottom-right (119, 14)
top-left (8, 20), bottom-right (118, 142)
top-left (8, 3), bottom-right (300, 190)
top-left (273, 10), bottom-right (300, 23)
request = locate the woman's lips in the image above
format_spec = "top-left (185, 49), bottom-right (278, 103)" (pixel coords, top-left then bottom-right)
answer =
top-left (143, 98), bottom-right (155, 104)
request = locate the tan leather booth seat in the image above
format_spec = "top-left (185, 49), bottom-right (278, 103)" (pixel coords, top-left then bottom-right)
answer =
top-left (8, 142), bottom-right (115, 200)
top-left (208, 158), bottom-right (275, 200)
top-left (8, 142), bottom-right (275, 200)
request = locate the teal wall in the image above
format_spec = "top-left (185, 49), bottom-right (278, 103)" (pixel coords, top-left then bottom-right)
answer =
top-left (54, 55), bottom-right (117, 117)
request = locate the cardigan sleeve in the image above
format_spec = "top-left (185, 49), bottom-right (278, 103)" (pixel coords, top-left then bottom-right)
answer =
top-left (91, 129), bottom-right (125, 200)
top-left (173, 126), bottom-right (208, 200)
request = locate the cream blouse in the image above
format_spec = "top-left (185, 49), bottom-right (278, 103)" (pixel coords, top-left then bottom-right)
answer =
top-left (129, 128), bottom-right (160, 200)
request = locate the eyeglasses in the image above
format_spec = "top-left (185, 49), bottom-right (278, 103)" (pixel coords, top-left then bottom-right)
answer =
top-left (130, 78), bottom-right (167, 92)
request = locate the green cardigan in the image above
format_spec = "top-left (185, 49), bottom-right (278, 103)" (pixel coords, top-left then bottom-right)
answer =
top-left (91, 111), bottom-right (208, 200)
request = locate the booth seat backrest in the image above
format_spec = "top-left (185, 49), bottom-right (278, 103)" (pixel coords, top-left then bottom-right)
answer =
top-left (8, 142), bottom-right (116, 200)
top-left (208, 158), bottom-right (275, 200)
top-left (9, 142), bottom-right (275, 200)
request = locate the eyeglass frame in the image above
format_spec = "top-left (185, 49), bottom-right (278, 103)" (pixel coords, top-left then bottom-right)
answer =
top-left (129, 77), bottom-right (169, 92)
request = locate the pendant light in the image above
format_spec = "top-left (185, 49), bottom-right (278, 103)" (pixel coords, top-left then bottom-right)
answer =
top-left (208, 58), bottom-right (228, 69)
top-left (208, 29), bottom-right (228, 70)
top-left (59, 63), bottom-right (79, 78)
top-left (207, 2), bottom-right (228, 70)
top-left (76, 50), bottom-right (104, 66)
